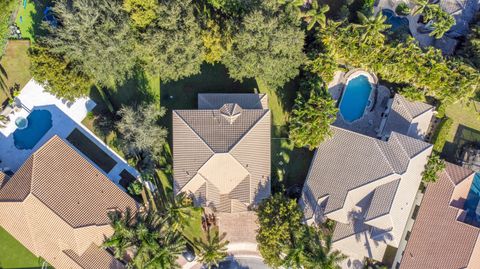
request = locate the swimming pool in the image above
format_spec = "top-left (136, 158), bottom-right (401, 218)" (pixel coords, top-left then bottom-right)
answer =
top-left (339, 74), bottom-right (373, 122)
top-left (13, 110), bottom-right (53, 150)
top-left (382, 9), bottom-right (411, 35)
top-left (464, 173), bottom-right (480, 225)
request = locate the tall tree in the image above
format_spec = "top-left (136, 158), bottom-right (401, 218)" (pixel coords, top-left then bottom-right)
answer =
top-left (256, 193), bottom-right (305, 268)
top-left (123, 0), bottom-right (159, 29)
top-left (301, 1), bottom-right (330, 30)
top-left (29, 44), bottom-right (92, 101)
top-left (422, 4), bottom-right (455, 38)
top-left (195, 229), bottom-right (229, 268)
top-left (116, 103), bottom-right (168, 171)
top-left (43, 0), bottom-right (138, 88)
top-left (289, 76), bottom-right (338, 150)
top-left (354, 11), bottom-right (391, 44)
top-left (222, 8), bottom-right (306, 89)
top-left (104, 209), bottom-right (185, 268)
top-left (304, 226), bottom-right (346, 269)
top-left (138, 0), bottom-right (204, 82)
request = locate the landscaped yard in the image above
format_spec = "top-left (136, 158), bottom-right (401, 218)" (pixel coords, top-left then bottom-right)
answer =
top-left (440, 101), bottom-right (480, 162)
top-left (0, 226), bottom-right (45, 269)
top-left (0, 39), bottom-right (31, 105)
top-left (15, 0), bottom-right (51, 41)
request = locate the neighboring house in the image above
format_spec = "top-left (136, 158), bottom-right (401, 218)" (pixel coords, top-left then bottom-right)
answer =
top-left (300, 94), bottom-right (434, 265)
top-left (378, 94), bottom-right (434, 141)
top-left (0, 136), bottom-right (138, 269)
top-left (399, 162), bottom-right (480, 269)
top-left (172, 93), bottom-right (271, 213)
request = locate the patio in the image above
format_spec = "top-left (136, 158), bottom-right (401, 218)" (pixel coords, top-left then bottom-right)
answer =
top-left (0, 79), bottom-right (139, 188)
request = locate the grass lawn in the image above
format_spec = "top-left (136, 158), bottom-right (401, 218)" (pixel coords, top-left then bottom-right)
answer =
top-left (15, 0), bottom-right (51, 41)
top-left (181, 207), bottom-right (205, 246)
top-left (441, 101), bottom-right (480, 162)
top-left (0, 39), bottom-right (31, 105)
top-left (0, 226), bottom-right (45, 269)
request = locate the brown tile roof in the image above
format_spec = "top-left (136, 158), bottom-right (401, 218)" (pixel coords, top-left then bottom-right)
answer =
top-left (301, 126), bottom-right (432, 218)
top-left (0, 135), bottom-right (137, 228)
top-left (400, 162), bottom-right (479, 269)
top-left (0, 136), bottom-right (137, 269)
top-left (0, 171), bottom-right (10, 188)
top-left (173, 94), bottom-right (271, 212)
top-left (65, 243), bottom-right (124, 269)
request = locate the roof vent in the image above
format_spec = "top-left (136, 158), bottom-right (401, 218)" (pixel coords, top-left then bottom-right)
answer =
top-left (219, 103), bottom-right (242, 124)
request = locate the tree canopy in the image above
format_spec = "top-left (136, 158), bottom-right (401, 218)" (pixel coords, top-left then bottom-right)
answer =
top-left (289, 75), bottom-right (338, 150)
top-left (116, 103), bottom-right (168, 172)
top-left (138, 0), bottom-right (204, 82)
top-left (29, 44), bottom-right (92, 101)
top-left (123, 0), bottom-right (159, 28)
top-left (422, 152), bottom-right (446, 183)
top-left (222, 6), bottom-right (306, 89)
top-left (43, 0), bottom-right (138, 88)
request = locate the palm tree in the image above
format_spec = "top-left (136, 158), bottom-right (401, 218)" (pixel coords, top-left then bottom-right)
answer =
top-left (354, 11), bottom-right (391, 44)
top-left (428, 8), bottom-right (455, 38)
top-left (304, 226), bottom-right (346, 269)
top-left (103, 208), bottom-right (135, 259)
top-left (412, 0), bottom-right (433, 16)
top-left (161, 192), bottom-right (194, 232)
top-left (302, 1), bottom-right (330, 30)
top-left (103, 208), bottom-right (186, 268)
top-left (195, 229), bottom-right (229, 268)
top-left (282, 230), bottom-right (309, 268)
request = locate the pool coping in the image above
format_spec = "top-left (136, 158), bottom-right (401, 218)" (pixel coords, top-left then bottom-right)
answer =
top-left (337, 69), bottom-right (378, 124)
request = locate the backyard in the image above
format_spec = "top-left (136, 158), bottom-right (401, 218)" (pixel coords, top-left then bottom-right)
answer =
top-left (0, 226), bottom-right (46, 269)
top-left (440, 101), bottom-right (480, 162)
top-left (0, 39), bottom-right (31, 105)
top-left (83, 64), bottom-right (314, 190)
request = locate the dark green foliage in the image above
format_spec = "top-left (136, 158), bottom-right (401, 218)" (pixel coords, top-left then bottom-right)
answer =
top-left (127, 180), bottom-right (143, 196)
top-left (432, 117), bottom-right (453, 153)
top-left (138, 0), bottom-right (204, 82)
top-left (289, 75), bottom-right (338, 150)
top-left (222, 8), bottom-right (306, 89)
top-left (116, 103), bottom-right (168, 172)
top-left (104, 208), bottom-right (185, 268)
top-left (0, 0), bottom-right (16, 57)
top-left (460, 23), bottom-right (480, 69)
top-left (395, 3), bottom-right (411, 16)
top-left (422, 152), bottom-right (446, 183)
top-left (42, 0), bottom-right (138, 88)
top-left (316, 21), bottom-right (480, 105)
top-left (256, 193), bottom-right (346, 268)
top-left (29, 44), bottom-right (92, 101)
top-left (195, 229), bottom-right (229, 268)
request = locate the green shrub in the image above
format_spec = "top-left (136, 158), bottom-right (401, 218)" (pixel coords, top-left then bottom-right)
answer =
top-left (395, 3), bottom-right (410, 16)
top-left (0, 0), bottom-right (16, 58)
top-left (432, 117), bottom-right (453, 153)
top-left (127, 180), bottom-right (143, 196)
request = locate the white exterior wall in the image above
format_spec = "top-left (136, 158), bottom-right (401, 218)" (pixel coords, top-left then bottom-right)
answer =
top-left (407, 110), bottom-right (434, 139)
top-left (389, 145), bottom-right (432, 245)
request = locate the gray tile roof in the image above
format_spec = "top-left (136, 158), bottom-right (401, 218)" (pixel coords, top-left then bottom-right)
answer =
top-left (364, 179), bottom-right (400, 222)
top-left (302, 126), bottom-right (432, 216)
top-left (332, 218), bottom-right (369, 242)
top-left (173, 95), bottom-right (271, 212)
top-left (198, 93), bottom-right (268, 109)
top-left (382, 94), bottom-right (433, 137)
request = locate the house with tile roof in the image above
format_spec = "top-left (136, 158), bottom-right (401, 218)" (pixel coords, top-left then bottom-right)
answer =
top-left (399, 162), bottom-right (480, 269)
top-left (172, 93), bottom-right (270, 213)
top-left (300, 93), bottom-right (435, 265)
top-left (0, 135), bottom-right (138, 269)
top-left (378, 94), bottom-right (434, 140)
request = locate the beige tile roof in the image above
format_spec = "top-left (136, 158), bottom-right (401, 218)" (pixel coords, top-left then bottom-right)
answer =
top-left (0, 136), bottom-right (137, 269)
top-left (301, 126), bottom-right (431, 217)
top-left (198, 93), bottom-right (268, 109)
top-left (382, 94), bottom-right (433, 137)
top-left (173, 94), bottom-right (271, 212)
top-left (400, 162), bottom-right (479, 269)
top-left (65, 243), bottom-right (124, 269)
top-left (364, 179), bottom-right (400, 222)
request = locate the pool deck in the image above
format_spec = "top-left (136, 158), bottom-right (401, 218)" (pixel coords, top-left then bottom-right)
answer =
top-left (329, 71), bottom-right (391, 138)
top-left (0, 79), bottom-right (139, 188)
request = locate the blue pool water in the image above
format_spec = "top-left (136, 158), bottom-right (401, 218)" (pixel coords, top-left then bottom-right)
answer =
top-left (464, 173), bottom-right (480, 225)
top-left (339, 75), bottom-right (373, 122)
top-left (382, 9), bottom-right (411, 35)
top-left (13, 110), bottom-right (53, 150)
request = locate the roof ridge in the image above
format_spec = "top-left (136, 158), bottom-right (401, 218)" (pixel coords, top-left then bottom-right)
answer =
top-left (173, 111), bottom-right (215, 154)
top-left (228, 109), bottom-right (270, 152)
